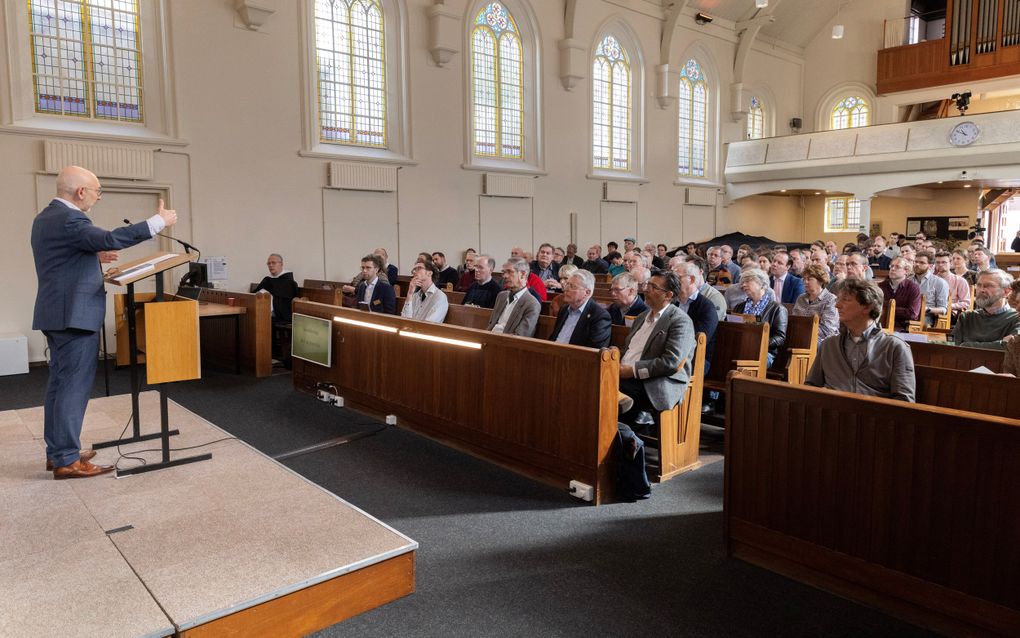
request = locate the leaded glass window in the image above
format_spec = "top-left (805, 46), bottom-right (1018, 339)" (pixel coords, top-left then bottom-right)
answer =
top-left (746, 95), bottom-right (764, 140)
top-left (315, 0), bottom-right (386, 147)
top-left (471, 2), bottom-right (523, 159)
top-left (825, 196), bottom-right (861, 232)
top-left (678, 58), bottom-right (707, 178)
top-left (28, 0), bottom-right (143, 121)
top-left (831, 95), bottom-right (869, 130)
top-left (592, 35), bottom-right (630, 171)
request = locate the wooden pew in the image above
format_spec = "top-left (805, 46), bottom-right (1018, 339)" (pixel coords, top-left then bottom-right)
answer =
top-left (758, 313), bottom-right (819, 385)
top-left (194, 289), bottom-right (273, 377)
top-left (291, 301), bottom-right (620, 503)
top-left (643, 332), bottom-right (706, 482)
top-left (298, 286), bottom-right (343, 306)
top-left (724, 376), bottom-right (1020, 636)
top-left (914, 364), bottom-right (1020, 419)
top-left (703, 321), bottom-right (769, 395)
top-left (907, 340), bottom-right (1004, 373)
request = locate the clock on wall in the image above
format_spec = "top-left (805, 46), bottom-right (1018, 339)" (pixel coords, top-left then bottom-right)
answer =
top-left (948, 121), bottom-right (980, 146)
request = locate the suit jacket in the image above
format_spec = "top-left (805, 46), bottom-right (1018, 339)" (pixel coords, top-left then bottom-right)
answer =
top-left (770, 274), bottom-right (805, 305)
top-left (385, 264), bottom-right (398, 284)
top-left (487, 288), bottom-right (540, 337)
top-left (549, 299), bottom-right (611, 348)
top-left (608, 296), bottom-right (648, 326)
top-left (621, 304), bottom-right (697, 411)
top-left (32, 199), bottom-right (153, 332)
top-left (530, 260), bottom-right (559, 281)
top-left (354, 277), bottom-right (396, 314)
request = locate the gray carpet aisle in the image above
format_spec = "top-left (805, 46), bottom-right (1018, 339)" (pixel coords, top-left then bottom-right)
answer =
top-left (0, 367), bottom-right (935, 638)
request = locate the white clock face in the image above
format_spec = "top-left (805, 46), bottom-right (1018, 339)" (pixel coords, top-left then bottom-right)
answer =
top-left (949, 121), bottom-right (980, 146)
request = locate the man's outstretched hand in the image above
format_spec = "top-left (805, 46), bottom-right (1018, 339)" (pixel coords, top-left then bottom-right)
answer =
top-left (158, 199), bottom-right (177, 227)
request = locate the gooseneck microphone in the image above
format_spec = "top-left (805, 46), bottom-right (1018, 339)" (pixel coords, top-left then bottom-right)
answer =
top-left (123, 218), bottom-right (198, 254)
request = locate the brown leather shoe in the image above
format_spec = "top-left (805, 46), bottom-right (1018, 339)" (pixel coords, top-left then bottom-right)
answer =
top-left (53, 459), bottom-right (114, 480)
top-left (46, 449), bottom-right (97, 471)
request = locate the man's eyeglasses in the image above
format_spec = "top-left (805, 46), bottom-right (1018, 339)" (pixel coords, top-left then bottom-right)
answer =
top-left (86, 187), bottom-right (103, 195)
top-left (645, 282), bottom-right (668, 293)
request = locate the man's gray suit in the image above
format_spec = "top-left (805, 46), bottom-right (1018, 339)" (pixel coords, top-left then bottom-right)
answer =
top-left (486, 288), bottom-right (540, 337)
top-left (32, 199), bottom-right (154, 468)
top-left (620, 304), bottom-right (697, 411)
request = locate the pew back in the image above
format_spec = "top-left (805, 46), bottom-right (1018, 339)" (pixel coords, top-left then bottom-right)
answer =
top-left (907, 341), bottom-right (1003, 373)
top-left (915, 364), bottom-right (1020, 419)
top-left (704, 321), bottom-right (769, 391)
top-left (193, 289), bottom-right (273, 377)
top-left (725, 376), bottom-right (1020, 636)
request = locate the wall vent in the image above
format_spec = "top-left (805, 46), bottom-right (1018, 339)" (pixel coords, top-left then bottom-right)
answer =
top-left (43, 140), bottom-right (154, 180)
top-left (483, 173), bottom-right (534, 197)
top-left (328, 161), bottom-right (398, 192)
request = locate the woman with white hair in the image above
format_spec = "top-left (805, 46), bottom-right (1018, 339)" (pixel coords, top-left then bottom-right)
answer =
top-left (736, 267), bottom-right (787, 367)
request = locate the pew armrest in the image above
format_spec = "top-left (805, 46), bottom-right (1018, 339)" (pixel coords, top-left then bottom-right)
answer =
top-left (732, 360), bottom-right (762, 377)
top-left (786, 348), bottom-right (814, 385)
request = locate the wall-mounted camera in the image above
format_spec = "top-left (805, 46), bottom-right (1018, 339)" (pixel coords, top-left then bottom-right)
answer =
top-left (695, 12), bottom-right (714, 25)
top-left (951, 91), bottom-right (971, 115)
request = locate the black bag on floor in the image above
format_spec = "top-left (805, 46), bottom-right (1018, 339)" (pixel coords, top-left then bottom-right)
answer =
top-left (615, 423), bottom-right (651, 500)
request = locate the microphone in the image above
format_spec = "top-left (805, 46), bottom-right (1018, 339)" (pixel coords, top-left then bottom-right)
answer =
top-left (124, 218), bottom-right (198, 254)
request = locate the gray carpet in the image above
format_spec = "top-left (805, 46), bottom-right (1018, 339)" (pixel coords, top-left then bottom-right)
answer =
top-left (1, 366), bottom-right (935, 637)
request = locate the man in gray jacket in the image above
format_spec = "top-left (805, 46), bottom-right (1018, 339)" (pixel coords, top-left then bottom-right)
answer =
top-left (805, 278), bottom-right (915, 402)
top-left (486, 258), bottom-right (540, 337)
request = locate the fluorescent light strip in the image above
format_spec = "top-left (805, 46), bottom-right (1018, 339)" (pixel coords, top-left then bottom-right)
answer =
top-left (399, 330), bottom-right (482, 350)
top-left (333, 316), bottom-right (398, 333)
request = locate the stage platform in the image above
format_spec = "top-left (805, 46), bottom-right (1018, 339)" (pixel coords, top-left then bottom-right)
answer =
top-left (0, 391), bottom-right (417, 637)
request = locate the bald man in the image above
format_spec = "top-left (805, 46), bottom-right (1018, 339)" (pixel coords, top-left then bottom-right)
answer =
top-left (32, 166), bottom-right (177, 479)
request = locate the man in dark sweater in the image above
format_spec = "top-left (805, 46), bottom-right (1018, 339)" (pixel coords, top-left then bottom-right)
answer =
top-left (463, 254), bottom-right (502, 308)
top-left (953, 269), bottom-right (1020, 349)
top-left (254, 253), bottom-right (299, 322)
top-left (878, 257), bottom-right (921, 332)
top-left (431, 251), bottom-right (460, 289)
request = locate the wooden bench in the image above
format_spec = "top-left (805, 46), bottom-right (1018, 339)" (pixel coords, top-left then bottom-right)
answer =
top-left (291, 301), bottom-right (620, 503)
top-left (724, 376), bottom-right (1020, 636)
top-left (764, 314), bottom-right (818, 385)
top-left (703, 321), bottom-right (769, 394)
top-left (915, 364), bottom-right (1020, 419)
top-left (907, 340), bottom-right (1004, 372)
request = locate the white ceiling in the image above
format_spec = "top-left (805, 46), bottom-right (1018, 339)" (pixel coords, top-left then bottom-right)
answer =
top-left (685, 0), bottom-right (841, 49)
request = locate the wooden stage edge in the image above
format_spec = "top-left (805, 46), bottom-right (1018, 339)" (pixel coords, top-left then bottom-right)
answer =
top-left (180, 552), bottom-right (415, 637)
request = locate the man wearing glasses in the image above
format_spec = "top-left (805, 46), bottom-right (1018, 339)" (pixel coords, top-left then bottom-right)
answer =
top-left (401, 261), bottom-right (449, 323)
top-left (548, 270), bottom-right (611, 348)
top-left (607, 272), bottom-right (647, 326)
top-left (32, 165), bottom-right (177, 479)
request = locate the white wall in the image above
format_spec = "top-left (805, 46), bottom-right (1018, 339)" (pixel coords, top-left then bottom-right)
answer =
top-left (2, 0), bottom-right (807, 361)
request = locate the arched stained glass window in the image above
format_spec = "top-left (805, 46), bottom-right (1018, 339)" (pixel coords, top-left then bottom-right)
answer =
top-left (746, 95), bottom-right (764, 140)
top-left (678, 58), bottom-right (707, 178)
top-left (315, 0), bottom-right (386, 147)
top-left (28, 0), bottom-right (143, 121)
top-left (471, 2), bottom-right (523, 159)
top-left (592, 35), bottom-right (630, 171)
top-left (831, 95), bottom-right (869, 130)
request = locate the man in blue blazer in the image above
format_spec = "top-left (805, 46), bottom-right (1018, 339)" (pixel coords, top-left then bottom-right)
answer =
top-left (548, 270), bottom-right (611, 348)
top-left (354, 254), bottom-right (396, 314)
top-left (32, 166), bottom-right (177, 479)
top-left (769, 251), bottom-right (805, 304)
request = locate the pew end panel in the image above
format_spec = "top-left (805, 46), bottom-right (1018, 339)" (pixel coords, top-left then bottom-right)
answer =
top-left (724, 376), bottom-right (1020, 637)
top-left (196, 289), bottom-right (273, 377)
top-left (907, 341), bottom-right (1004, 373)
top-left (646, 332), bottom-right (706, 482)
top-left (703, 322), bottom-right (770, 394)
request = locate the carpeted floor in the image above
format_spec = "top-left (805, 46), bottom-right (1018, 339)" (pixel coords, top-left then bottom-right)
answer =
top-left (1, 366), bottom-right (935, 637)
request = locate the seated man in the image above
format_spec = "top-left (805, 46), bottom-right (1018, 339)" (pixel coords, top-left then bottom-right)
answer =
top-left (674, 261), bottom-right (719, 368)
top-left (616, 271), bottom-right (697, 498)
top-left (878, 257), bottom-right (921, 332)
top-left (608, 272), bottom-right (648, 326)
top-left (805, 278), bottom-right (915, 402)
top-left (463, 254), bottom-right (502, 308)
top-left (953, 269), bottom-right (1020, 350)
top-left (486, 258), bottom-right (540, 337)
top-left (530, 243), bottom-right (559, 283)
top-left (912, 250), bottom-right (949, 324)
top-left (549, 269), bottom-right (611, 348)
top-left (580, 245), bottom-right (609, 274)
top-left (373, 247), bottom-right (398, 284)
top-left (401, 261), bottom-right (449, 323)
top-left (353, 254), bottom-right (396, 314)
top-left (934, 251), bottom-right (971, 315)
top-left (769, 251), bottom-right (805, 304)
top-left (253, 253), bottom-right (299, 322)
top-left (431, 251), bottom-right (460, 289)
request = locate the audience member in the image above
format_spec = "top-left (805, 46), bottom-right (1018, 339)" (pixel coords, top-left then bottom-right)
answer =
top-left (757, 252), bottom-right (772, 272)
top-left (1012, 230), bottom-right (1020, 253)
top-left (951, 248), bottom-right (977, 285)
top-left (867, 239), bottom-right (891, 270)
top-left (608, 272), bottom-right (648, 325)
top-left (684, 242), bottom-right (698, 257)
top-left (805, 278), bottom-right (915, 401)
top-left (793, 264), bottom-right (839, 342)
top-left (487, 258), bottom-right (540, 337)
top-left (254, 253), bottom-right (299, 322)
top-left (719, 245), bottom-right (741, 283)
top-left (828, 255), bottom-right (849, 292)
top-left (552, 246), bottom-right (565, 265)
top-left (723, 264), bottom-right (750, 309)
top-left (623, 237), bottom-right (637, 253)
top-left (530, 243), bottom-right (559, 282)
top-left (548, 270), bottom-right (611, 348)
top-left (912, 250), bottom-right (949, 323)
top-left (674, 261), bottom-right (719, 367)
top-left (525, 267), bottom-right (548, 301)
top-left (1008, 279), bottom-right (1020, 311)
top-left (656, 243), bottom-right (669, 264)
top-left (878, 257), bottom-right (921, 332)
top-left (431, 251), bottom-right (460, 289)
top-left (548, 263), bottom-right (578, 313)
top-left (824, 240), bottom-right (839, 263)
top-left (845, 253), bottom-right (869, 281)
top-left (606, 241), bottom-right (619, 254)
top-left (769, 252), bottom-right (804, 304)
top-left (706, 246), bottom-right (727, 286)
top-left (353, 254), bottom-right (396, 314)
top-left (885, 233), bottom-right (902, 260)
top-left (788, 249), bottom-right (807, 277)
top-left (581, 245), bottom-right (609, 274)
top-left (373, 247), bottom-right (398, 283)
top-left (456, 250), bottom-right (478, 292)
top-left (401, 261), bottom-right (449, 323)
top-left (934, 251), bottom-right (971, 314)
top-left (606, 251), bottom-right (625, 276)
top-left (739, 268), bottom-right (787, 366)
top-left (644, 242), bottom-right (666, 269)
top-left (898, 243), bottom-right (916, 265)
top-left (685, 258), bottom-right (727, 321)
top-left (952, 269), bottom-right (1020, 349)
top-left (463, 254), bottom-right (502, 308)
top-left (563, 243), bottom-right (584, 267)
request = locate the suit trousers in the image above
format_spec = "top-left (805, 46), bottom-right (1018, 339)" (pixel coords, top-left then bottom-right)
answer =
top-left (619, 377), bottom-right (654, 424)
top-left (43, 328), bottom-right (99, 468)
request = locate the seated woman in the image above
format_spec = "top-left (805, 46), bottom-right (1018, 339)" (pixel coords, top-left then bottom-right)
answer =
top-left (548, 264), bottom-right (578, 315)
top-left (792, 264), bottom-right (840, 342)
top-left (735, 268), bottom-right (787, 367)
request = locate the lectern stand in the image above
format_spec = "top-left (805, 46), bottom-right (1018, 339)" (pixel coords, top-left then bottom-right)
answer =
top-left (93, 251), bottom-right (212, 477)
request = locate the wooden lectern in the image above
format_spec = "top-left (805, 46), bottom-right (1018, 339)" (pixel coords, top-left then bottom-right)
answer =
top-left (96, 251), bottom-right (211, 476)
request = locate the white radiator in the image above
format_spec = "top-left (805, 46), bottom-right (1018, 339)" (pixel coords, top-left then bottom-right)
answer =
top-left (44, 140), bottom-right (154, 180)
top-left (0, 333), bottom-right (29, 376)
top-left (328, 161), bottom-right (398, 191)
